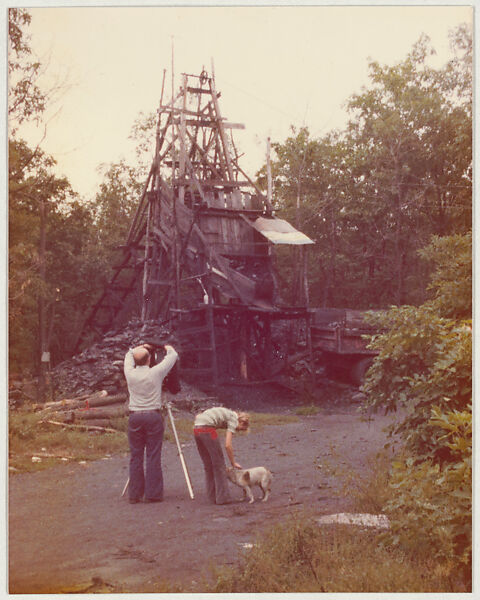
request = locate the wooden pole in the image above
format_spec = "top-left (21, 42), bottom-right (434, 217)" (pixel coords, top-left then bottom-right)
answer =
top-left (209, 60), bottom-right (234, 181)
top-left (266, 137), bottom-right (273, 215)
top-left (141, 198), bottom-right (151, 322)
top-left (38, 195), bottom-right (47, 403)
top-left (205, 251), bottom-right (219, 387)
top-left (178, 73), bottom-right (188, 204)
top-left (167, 404), bottom-right (195, 499)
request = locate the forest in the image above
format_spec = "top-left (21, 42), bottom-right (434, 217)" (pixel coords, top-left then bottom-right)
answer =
top-left (8, 8), bottom-right (472, 587)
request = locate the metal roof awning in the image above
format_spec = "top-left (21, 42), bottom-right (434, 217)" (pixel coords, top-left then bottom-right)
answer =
top-left (249, 216), bottom-right (315, 245)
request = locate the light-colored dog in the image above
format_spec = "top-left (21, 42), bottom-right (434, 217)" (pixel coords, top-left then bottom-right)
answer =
top-left (226, 466), bottom-right (272, 503)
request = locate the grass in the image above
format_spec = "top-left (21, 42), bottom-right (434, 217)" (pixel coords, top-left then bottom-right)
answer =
top-left (207, 512), bottom-right (463, 593)
top-left (8, 408), bottom-right (299, 473)
top-left (8, 410), bottom-right (129, 472)
top-left (295, 404), bottom-right (321, 416)
top-left (317, 445), bottom-right (393, 514)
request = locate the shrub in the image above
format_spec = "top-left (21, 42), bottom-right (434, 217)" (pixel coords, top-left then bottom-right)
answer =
top-left (360, 232), bottom-right (472, 584)
top-left (383, 407), bottom-right (471, 577)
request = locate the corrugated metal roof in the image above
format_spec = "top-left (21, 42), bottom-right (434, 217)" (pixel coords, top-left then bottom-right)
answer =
top-left (250, 216), bottom-right (314, 245)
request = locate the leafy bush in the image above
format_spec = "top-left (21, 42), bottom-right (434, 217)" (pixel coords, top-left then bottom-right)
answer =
top-left (383, 406), bottom-right (471, 581)
top-left (361, 232), bottom-right (472, 583)
top-left (364, 308), bottom-right (471, 461)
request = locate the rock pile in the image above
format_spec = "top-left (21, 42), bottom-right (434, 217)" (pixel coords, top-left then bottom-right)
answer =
top-left (28, 318), bottom-right (219, 415)
top-left (52, 319), bottom-right (172, 399)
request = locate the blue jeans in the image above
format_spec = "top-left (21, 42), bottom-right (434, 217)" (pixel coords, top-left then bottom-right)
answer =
top-left (128, 411), bottom-right (165, 501)
top-left (194, 430), bottom-right (231, 504)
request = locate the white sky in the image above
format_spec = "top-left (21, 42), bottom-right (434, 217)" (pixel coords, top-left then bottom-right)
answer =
top-left (13, 3), bottom-right (474, 200)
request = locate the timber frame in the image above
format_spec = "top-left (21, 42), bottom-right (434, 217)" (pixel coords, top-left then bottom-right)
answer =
top-left (76, 68), bottom-right (315, 386)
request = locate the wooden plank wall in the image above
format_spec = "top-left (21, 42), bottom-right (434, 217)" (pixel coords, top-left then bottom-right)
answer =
top-left (199, 190), bottom-right (259, 256)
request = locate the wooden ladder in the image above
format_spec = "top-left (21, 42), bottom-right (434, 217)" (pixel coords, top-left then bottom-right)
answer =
top-left (171, 304), bottom-right (219, 387)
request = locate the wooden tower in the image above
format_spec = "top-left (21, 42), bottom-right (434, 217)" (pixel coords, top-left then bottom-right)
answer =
top-left (77, 69), bottom-right (314, 386)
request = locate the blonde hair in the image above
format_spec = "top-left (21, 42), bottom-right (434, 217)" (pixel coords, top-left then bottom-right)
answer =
top-left (237, 412), bottom-right (250, 432)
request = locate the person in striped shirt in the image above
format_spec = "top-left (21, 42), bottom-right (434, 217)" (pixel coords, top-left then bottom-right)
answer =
top-left (193, 407), bottom-right (250, 505)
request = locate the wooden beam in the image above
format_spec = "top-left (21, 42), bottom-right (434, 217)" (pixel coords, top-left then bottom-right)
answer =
top-left (173, 118), bottom-right (245, 130)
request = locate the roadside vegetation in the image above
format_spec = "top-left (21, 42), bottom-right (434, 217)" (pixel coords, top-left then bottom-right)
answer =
top-left (208, 513), bottom-right (464, 593)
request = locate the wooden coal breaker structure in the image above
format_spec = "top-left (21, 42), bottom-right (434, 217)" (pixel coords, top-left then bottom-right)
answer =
top-left (78, 69), bottom-right (315, 385)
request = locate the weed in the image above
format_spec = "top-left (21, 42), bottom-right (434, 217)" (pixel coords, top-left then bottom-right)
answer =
top-left (209, 512), bottom-right (464, 593)
top-left (316, 444), bottom-right (392, 514)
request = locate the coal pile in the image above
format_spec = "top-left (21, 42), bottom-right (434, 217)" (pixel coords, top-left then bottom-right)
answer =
top-left (49, 319), bottom-right (218, 414)
top-left (52, 319), bottom-right (173, 399)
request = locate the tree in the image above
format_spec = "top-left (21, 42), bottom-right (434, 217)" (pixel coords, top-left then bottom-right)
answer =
top-left (94, 160), bottom-right (143, 251)
top-left (344, 31), bottom-right (471, 304)
top-left (8, 8), bottom-right (46, 135)
top-left (9, 139), bottom-right (73, 376)
top-left (263, 27), bottom-right (472, 310)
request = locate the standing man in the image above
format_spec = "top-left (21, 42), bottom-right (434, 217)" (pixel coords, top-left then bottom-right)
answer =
top-left (193, 407), bottom-right (250, 505)
top-left (124, 343), bottom-right (178, 504)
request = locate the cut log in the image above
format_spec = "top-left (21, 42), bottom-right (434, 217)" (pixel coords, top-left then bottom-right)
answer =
top-left (86, 394), bottom-right (128, 408)
top-left (77, 419), bottom-right (116, 428)
top-left (39, 392), bottom-right (127, 415)
top-left (42, 420), bottom-right (119, 434)
top-left (44, 390), bottom-right (108, 407)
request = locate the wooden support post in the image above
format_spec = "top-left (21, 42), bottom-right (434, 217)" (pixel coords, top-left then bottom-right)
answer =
top-left (141, 197), bottom-right (152, 322)
top-left (264, 314), bottom-right (273, 377)
top-left (266, 137), bottom-right (273, 215)
top-left (178, 73), bottom-right (188, 205)
top-left (239, 313), bottom-right (248, 381)
top-left (205, 253), bottom-right (219, 387)
top-left (209, 67), bottom-right (234, 181)
top-left (306, 311), bottom-right (315, 391)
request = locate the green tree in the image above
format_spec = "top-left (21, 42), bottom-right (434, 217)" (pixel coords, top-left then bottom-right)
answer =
top-left (263, 27), bottom-right (472, 310)
top-left (345, 32), bottom-right (471, 304)
top-left (94, 160), bottom-right (143, 252)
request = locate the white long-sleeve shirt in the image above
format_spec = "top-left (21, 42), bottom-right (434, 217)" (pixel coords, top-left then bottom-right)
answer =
top-left (124, 346), bottom-right (178, 411)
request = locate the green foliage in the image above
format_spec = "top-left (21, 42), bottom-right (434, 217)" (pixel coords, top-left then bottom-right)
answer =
top-left (94, 160), bottom-right (143, 250)
top-left (418, 232), bottom-right (472, 319)
top-left (361, 230), bottom-right (471, 578)
top-left (363, 231), bottom-right (472, 460)
top-left (263, 27), bottom-right (471, 309)
top-left (384, 407), bottom-right (471, 576)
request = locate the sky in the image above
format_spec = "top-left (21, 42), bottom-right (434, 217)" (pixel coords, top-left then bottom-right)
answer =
top-left (12, 3), bottom-right (474, 201)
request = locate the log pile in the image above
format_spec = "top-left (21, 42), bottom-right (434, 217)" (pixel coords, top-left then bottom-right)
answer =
top-left (36, 387), bottom-right (219, 433)
top-left (36, 390), bottom-right (129, 432)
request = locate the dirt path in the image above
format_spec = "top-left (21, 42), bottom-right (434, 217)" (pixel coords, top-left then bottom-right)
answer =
top-left (9, 401), bottom-right (398, 593)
